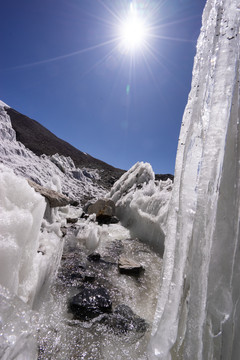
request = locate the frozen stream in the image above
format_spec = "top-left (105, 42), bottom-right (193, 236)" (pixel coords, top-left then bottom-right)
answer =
top-left (36, 220), bottom-right (163, 360)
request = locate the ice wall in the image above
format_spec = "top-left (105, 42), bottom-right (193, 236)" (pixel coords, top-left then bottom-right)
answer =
top-left (148, 0), bottom-right (240, 358)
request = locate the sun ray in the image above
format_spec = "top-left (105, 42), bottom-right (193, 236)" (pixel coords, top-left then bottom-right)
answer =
top-left (148, 34), bottom-right (195, 43)
top-left (77, 44), bottom-right (120, 81)
top-left (97, 0), bottom-right (123, 24)
top-left (150, 14), bottom-right (201, 31)
top-left (5, 38), bottom-right (119, 71)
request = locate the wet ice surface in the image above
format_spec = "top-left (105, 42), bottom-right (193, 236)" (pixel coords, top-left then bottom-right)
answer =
top-left (37, 222), bottom-right (162, 360)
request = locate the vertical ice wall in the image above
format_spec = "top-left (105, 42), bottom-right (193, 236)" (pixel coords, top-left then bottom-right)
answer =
top-left (148, 0), bottom-right (240, 359)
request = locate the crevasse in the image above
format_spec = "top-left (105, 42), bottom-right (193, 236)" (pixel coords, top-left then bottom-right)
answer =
top-left (148, 0), bottom-right (240, 358)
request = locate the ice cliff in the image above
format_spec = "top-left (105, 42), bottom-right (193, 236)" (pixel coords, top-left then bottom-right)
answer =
top-left (148, 0), bottom-right (240, 359)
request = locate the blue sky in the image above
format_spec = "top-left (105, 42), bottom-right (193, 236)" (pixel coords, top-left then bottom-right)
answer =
top-left (0, 0), bottom-right (206, 174)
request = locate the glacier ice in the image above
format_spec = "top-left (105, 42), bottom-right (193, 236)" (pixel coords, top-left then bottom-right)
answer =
top-left (108, 162), bottom-right (172, 254)
top-left (0, 165), bottom-right (65, 359)
top-left (148, 0), bottom-right (240, 358)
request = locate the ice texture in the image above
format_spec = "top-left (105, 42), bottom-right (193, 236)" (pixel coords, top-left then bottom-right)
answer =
top-left (0, 104), bottom-right (106, 204)
top-left (148, 0), bottom-right (240, 358)
top-left (0, 165), bottom-right (65, 358)
top-left (108, 162), bottom-right (172, 254)
top-left (0, 285), bottom-right (38, 360)
top-left (0, 165), bottom-right (46, 304)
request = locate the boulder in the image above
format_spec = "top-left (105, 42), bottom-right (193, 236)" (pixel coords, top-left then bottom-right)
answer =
top-left (87, 198), bottom-right (115, 217)
top-left (68, 285), bottom-right (112, 320)
top-left (118, 256), bottom-right (144, 275)
top-left (66, 217), bottom-right (78, 224)
top-left (87, 252), bottom-right (101, 262)
top-left (28, 180), bottom-right (71, 207)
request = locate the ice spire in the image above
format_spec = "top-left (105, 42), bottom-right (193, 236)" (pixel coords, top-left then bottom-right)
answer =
top-left (148, 0), bottom-right (240, 358)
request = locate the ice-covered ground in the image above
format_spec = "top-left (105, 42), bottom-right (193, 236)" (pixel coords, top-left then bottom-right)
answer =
top-left (0, 163), bottom-right (167, 359)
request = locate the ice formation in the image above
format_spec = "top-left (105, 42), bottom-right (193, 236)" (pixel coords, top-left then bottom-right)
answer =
top-left (0, 103), bottom-right (106, 203)
top-left (148, 0), bottom-right (240, 358)
top-left (0, 165), bottom-right (64, 359)
top-left (108, 162), bottom-right (172, 254)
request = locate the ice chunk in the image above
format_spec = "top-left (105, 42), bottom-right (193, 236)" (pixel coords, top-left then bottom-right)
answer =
top-left (0, 165), bottom-right (46, 303)
top-left (109, 162), bottom-right (172, 254)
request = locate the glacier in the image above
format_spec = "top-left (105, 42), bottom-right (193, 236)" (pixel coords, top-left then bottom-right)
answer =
top-left (0, 0), bottom-right (240, 358)
top-left (148, 0), bottom-right (240, 358)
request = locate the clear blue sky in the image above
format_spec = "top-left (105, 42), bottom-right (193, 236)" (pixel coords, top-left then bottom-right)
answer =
top-left (0, 0), bottom-right (206, 174)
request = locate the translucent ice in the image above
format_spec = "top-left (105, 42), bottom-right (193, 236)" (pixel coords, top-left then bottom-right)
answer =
top-left (148, 0), bottom-right (240, 358)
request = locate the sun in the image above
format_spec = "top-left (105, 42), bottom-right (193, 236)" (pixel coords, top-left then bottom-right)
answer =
top-left (118, 3), bottom-right (149, 53)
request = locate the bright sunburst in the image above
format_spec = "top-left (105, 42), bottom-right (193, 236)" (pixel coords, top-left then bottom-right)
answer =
top-left (118, 3), bottom-right (149, 53)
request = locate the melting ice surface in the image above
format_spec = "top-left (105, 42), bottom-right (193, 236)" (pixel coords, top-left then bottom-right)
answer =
top-left (0, 164), bottom-right (166, 359)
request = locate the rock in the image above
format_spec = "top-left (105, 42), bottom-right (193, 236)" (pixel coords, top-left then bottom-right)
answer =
top-left (68, 285), bottom-right (112, 320)
top-left (87, 198), bottom-right (115, 217)
top-left (107, 304), bottom-right (147, 335)
top-left (60, 226), bottom-right (67, 237)
top-left (66, 217), bottom-right (78, 224)
top-left (28, 180), bottom-right (71, 207)
top-left (80, 212), bottom-right (89, 219)
top-left (69, 199), bottom-right (79, 207)
top-left (118, 256), bottom-right (144, 275)
top-left (87, 252), bottom-right (101, 262)
top-left (96, 214), bottom-right (120, 225)
top-left (83, 271), bottom-right (95, 283)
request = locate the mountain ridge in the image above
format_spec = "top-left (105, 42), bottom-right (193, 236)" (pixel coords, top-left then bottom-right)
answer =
top-left (5, 107), bottom-right (125, 189)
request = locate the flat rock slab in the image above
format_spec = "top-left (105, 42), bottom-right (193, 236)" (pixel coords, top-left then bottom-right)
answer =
top-left (118, 256), bottom-right (144, 275)
top-left (28, 180), bottom-right (71, 207)
top-left (68, 285), bottom-right (112, 320)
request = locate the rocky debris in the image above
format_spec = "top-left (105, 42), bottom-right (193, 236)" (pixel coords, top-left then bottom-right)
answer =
top-left (83, 271), bottom-right (95, 283)
top-left (61, 226), bottom-right (68, 237)
top-left (87, 252), bottom-right (101, 262)
top-left (118, 256), bottom-right (144, 275)
top-left (69, 199), bottom-right (79, 207)
top-left (84, 199), bottom-right (119, 224)
top-left (80, 212), bottom-right (89, 220)
top-left (68, 285), bottom-right (112, 320)
top-left (106, 304), bottom-right (148, 335)
top-left (155, 173), bottom-right (174, 182)
top-left (87, 198), bottom-right (115, 217)
top-left (66, 217), bottom-right (78, 224)
top-left (105, 240), bottom-right (124, 261)
top-left (109, 216), bottom-right (119, 224)
top-left (28, 180), bottom-right (71, 207)
top-left (96, 214), bottom-right (120, 225)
